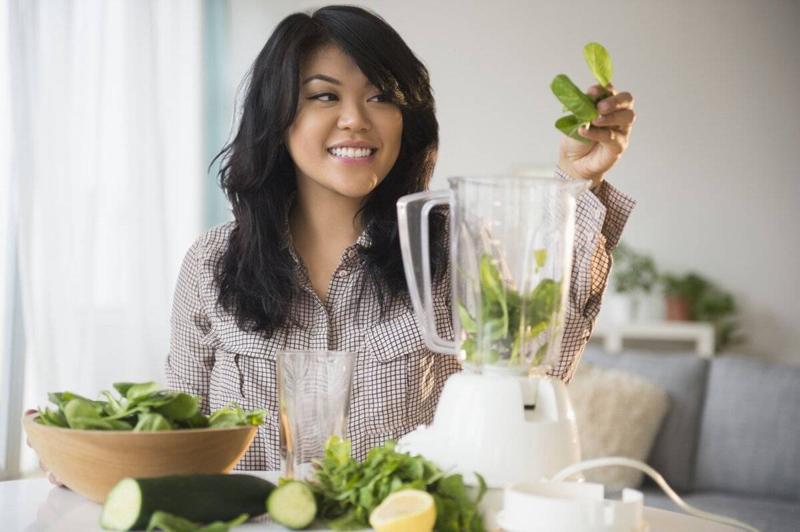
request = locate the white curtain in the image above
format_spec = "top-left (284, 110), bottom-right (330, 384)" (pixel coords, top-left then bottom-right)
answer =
top-left (9, 0), bottom-right (205, 473)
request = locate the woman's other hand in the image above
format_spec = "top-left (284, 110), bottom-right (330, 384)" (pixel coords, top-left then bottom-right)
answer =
top-left (558, 83), bottom-right (636, 189)
top-left (24, 409), bottom-right (65, 487)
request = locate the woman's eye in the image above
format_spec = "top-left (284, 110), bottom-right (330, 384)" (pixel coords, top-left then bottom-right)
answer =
top-left (310, 93), bottom-right (337, 102)
top-left (369, 93), bottom-right (391, 103)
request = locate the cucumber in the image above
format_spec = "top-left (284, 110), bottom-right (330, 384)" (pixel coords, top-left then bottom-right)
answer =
top-left (266, 481), bottom-right (317, 530)
top-left (100, 474), bottom-right (275, 531)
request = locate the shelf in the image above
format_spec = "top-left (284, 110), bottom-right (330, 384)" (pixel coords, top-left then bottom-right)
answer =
top-left (591, 321), bottom-right (716, 357)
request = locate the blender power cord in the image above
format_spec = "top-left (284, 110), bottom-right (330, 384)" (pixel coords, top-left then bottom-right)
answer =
top-left (551, 457), bottom-right (760, 532)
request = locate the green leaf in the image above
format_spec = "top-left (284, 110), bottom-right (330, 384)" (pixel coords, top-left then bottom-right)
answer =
top-left (479, 255), bottom-right (504, 305)
top-left (133, 412), bottom-right (172, 431)
top-left (474, 472), bottom-right (488, 505)
top-left (457, 304), bottom-right (478, 334)
top-left (555, 115), bottom-right (590, 143)
top-left (35, 407), bottom-right (68, 427)
top-left (527, 278), bottom-right (562, 325)
top-left (534, 249), bottom-right (548, 271)
top-left (183, 411), bottom-right (210, 428)
top-left (550, 74), bottom-right (598, 123)
top-left (207, 410), bottom-right (241, 428)
top-left (481, 319), bottom-right (507, 341)
top-left (100, 390), bottom-right (125, 417)
top-left (534, 342), bottom-right (550, 365)
top-left (154, 393), bottom-right (199, 421)
top-left (112, 382), bottom-right (136, 397)
top-left (584, 42), bottom-right (613, 87)
top-left (244, 408), bottom-right (267, 426)
top-left (63, 398), bottom-right (103, 428)
top-left (460, 337), bottom-right (477, 361)
top-left (49, 392), bottom-right (104, 414)
top-left (125, 382), bottom-right (162, 402)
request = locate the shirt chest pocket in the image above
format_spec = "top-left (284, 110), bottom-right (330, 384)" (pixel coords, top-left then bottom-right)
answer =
top-left (358, 309), bottom-right (427, 437)
top-left (207, 323), bottom-right (286, 432)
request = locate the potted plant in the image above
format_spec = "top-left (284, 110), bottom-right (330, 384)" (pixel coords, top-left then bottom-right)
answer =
top-left (659, 271), bottom-right (743, 351)
top-left (661, 272), bottom-right (699, 321)
top-left (609, 242), bottom-right (658, 322)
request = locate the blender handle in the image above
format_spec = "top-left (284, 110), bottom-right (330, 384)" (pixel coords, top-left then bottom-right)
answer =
top-left (397, 191), bottom-right (459, 355)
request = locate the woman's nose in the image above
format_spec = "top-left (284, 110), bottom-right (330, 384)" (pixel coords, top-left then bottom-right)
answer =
top-left (337, 101), bottom-right (372, 131)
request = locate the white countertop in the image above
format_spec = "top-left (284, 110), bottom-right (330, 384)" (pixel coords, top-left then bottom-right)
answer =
top-left (0, 473), bottom-right (741, 531)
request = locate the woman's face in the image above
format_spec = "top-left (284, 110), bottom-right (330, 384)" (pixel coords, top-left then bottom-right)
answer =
top-left (286, 45), bottom-right (403, 200)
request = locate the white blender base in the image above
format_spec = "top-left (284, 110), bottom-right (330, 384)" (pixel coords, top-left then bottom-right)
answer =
top-left (398, 371), bottom-right (581, 488)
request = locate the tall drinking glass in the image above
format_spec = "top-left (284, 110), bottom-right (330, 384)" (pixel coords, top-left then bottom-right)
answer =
top-left (277, 350), bottom-right (355, 480)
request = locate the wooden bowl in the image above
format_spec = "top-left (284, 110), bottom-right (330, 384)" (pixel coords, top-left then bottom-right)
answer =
top-left (22, 413), bottom-right (258, 503)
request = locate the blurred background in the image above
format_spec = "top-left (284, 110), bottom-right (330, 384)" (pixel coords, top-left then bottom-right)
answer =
top-left (1, 0), bottom-right (798, 480)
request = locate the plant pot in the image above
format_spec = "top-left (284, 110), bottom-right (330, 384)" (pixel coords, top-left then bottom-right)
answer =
top-left (665, 295), bottom-right (691, 321)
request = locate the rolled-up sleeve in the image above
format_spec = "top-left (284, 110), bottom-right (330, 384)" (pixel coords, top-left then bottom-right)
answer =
top-left (165, 238), bottom-right (216, 413)
top-left (551, 168), bottom-right (636, 382)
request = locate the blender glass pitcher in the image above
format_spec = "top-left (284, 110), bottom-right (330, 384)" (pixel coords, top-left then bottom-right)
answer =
top-left (397, 176), bottom-right (590, 375)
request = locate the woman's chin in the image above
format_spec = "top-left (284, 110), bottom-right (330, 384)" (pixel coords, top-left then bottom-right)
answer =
top-left (329, 178), bottom-right (381, 199)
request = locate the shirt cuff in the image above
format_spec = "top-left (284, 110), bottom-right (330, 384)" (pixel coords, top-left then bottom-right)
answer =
top-left (554, 167), bottom-right (636, 251)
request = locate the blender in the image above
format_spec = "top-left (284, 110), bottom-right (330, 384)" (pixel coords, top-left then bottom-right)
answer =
top-left (396, 175), bottom-right (589, 489)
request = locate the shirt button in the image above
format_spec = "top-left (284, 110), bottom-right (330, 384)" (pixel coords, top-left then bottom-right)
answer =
top-left (337, 269), bottom-right (349, 278)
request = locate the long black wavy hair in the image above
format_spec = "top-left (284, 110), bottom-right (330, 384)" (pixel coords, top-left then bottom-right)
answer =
top-left (213, 5), bottom-right (447, 335)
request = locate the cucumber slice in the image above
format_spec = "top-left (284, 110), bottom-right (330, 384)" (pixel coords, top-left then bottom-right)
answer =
top-left (266, 481), bottom-right (317, 530)
top-left (100, 474), bottom-right (275, 530)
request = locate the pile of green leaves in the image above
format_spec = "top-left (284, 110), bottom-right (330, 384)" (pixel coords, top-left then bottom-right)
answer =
top-left (551, 42), bottom-right (614, 142)
top-left (458, 251), bottom-right (562, 366)
top-left (309, 437), bottom-right (487, 531)
top-left (35, 381), bottom-right (266, 431)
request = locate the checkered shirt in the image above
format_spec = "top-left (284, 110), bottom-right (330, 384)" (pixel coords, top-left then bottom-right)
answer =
top-left (165, 172), bottom-right (635, 469)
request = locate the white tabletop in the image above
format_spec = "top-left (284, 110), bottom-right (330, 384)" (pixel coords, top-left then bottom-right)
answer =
top-left (0, 474), bottom-right (741, 531)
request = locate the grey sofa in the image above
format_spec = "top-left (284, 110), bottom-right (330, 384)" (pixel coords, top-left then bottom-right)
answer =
top-left (583, 347), bottom-right (800, 532)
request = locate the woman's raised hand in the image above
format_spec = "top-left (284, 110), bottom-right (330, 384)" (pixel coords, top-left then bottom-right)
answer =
top-left (558, 83), bottom-right (636, 189)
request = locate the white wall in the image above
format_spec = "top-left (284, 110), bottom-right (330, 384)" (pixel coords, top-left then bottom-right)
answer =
top-left (226, 0), bottom-right (800, 364)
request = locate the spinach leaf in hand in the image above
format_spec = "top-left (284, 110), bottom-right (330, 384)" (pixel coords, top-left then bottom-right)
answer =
top-left (551, 42), bottom-right (614, 142)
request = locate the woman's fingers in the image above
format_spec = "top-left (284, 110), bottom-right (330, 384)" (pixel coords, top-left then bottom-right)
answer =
top-left (578, 125), bottom-right (628, 154)
top-left (598, 91), bottom-right (634, 113)
top-left (592, 108), bottom-right (636, 131)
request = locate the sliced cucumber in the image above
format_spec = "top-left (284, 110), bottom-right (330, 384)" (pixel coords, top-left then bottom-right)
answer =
top-left (266, 481), bottom-right (317, 530)
top-left (100, 474), bottom-right (275, 530)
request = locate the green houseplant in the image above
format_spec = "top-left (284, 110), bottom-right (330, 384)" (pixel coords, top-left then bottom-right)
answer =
top-left (607, 242), bottom-right (658, 323)
top-left (659, 272), bottom-right (743, 351)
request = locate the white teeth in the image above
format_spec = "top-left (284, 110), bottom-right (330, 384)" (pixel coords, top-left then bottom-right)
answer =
top-left (328, 147), bottom-right (374, 158)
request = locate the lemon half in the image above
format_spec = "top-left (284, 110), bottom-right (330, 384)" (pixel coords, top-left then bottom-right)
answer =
top-left (369, 489), bottom-right (436, 532)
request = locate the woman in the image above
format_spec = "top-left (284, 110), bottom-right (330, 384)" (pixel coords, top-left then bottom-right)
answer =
top-left (166, 5), bottom-right (636, 470)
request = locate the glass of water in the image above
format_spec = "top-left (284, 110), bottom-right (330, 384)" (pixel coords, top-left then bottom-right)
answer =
top-left (277, 350), bottom-right (356, 480)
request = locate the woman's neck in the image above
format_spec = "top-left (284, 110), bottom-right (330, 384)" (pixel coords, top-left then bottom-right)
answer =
top-left (288, 183), bottom-right (364, 254)
top-left (288, 183), bottom-right (366, 303)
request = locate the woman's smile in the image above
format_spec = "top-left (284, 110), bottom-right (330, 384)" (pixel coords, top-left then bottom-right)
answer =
top-left (327, 142), bottom-right (379, 165)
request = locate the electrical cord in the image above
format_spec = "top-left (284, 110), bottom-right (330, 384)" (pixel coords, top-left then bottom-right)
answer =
top-left (550, 457), bottom-right (759, 532)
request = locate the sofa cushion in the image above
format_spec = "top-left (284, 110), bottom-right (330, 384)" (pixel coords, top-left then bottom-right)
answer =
top-left (568, 363), bottom-right (670, 489)
top-left (641, 488), bottom-right (800, 532)
top-left (695, 355), bottom-right (800, 500)
top-left (582, 346), bottom-right (709, 491)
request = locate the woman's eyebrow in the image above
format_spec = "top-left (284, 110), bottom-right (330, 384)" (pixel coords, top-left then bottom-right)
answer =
top-left (302, 74), bottom-right (375, 88)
